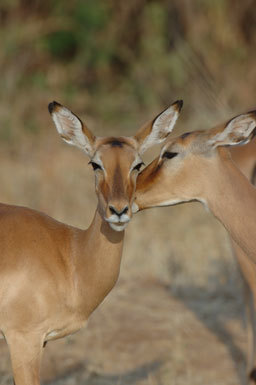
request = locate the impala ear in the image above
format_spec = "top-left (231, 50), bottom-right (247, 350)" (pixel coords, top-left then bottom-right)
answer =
top-left (48, 101), bottom-right (95, 157)
top-left (207, 111), bottom-right (256, 148)
top-left (134, 100), bottom-right (183, 154)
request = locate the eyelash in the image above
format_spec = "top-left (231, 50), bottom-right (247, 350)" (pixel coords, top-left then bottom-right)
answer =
top-left (89, 162), bottom-right (102, 171)
top-left (162, 152), bottom-right (178, 159)
top-left (133, 162), bottom-right (144, 172)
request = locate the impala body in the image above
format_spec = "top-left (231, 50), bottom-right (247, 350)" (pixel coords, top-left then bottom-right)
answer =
top-left (134, 108), bottom-right (256, 383)
top-left (0, 100), bottom-right (182, 385)
top-left (228, 139), bottom-right (256, 383)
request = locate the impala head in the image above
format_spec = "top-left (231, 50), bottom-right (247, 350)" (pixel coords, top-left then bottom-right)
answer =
top-left (135, 109), bottom-right (256, 210)
top-left (48, 100), bottom-right (182, 231)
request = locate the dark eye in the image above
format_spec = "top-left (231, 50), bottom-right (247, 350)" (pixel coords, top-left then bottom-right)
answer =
top-left (162, 151), bottom-right (178, 159)
top-left (89, 161), bottom-right (102, 171)
top-left (133, 162), bottom-right (144, 172)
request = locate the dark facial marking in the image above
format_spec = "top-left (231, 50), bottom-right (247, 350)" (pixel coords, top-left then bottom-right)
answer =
top-left (112, 165), bottom-right (125, 197)
top-left (181, 132), bottom-right (192, 139)
top-left (105, 139), bottom-right (124, 147)
top-left (111, 140), bottom-right (123, 147)
top-left (89, 161), bottom-right (102, 171)
top-left (133, 162), bottom-right (144, 172)
top-left (162, 151), bottom-right (178, 159)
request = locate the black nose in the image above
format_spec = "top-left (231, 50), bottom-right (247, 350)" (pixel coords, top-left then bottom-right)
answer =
top-left (109, 205), bottom-right (129, 217)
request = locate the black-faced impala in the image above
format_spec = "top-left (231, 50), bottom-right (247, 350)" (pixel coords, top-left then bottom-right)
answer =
top-left (0, 100), bottom-right (182, 385)
top-left (134, 107), bottom-right (256, 384)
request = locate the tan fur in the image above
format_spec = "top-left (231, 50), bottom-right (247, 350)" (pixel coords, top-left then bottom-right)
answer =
top-left (136, 113), bottom-right (256, 260)
top-left (0, 101), bottom-right (179, 385)
top-left (135, 114), bottom-right (256, 384)
top-left (229, 140), bottom-right (256, 383)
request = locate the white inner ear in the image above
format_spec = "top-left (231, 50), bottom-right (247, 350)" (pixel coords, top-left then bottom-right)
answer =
top-left (52, 107), bottom-right (93, 155)
top-left (230, 117), bottom-right (256, 137)
top-left (140, 106), bottom-right (179, 154)
top-left (52, 107), bottom-right (81, 139)
top-left (208, 115), bottom-right (256, 147)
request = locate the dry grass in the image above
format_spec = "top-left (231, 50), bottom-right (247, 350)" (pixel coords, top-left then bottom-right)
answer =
top-left (1, 2), bottom-right (255, 383)
top-left (0, 131), bottom-right (248, 385)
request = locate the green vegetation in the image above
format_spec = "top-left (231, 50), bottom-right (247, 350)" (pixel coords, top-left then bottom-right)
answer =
top-left (0, 0), bottom-right (255, 142)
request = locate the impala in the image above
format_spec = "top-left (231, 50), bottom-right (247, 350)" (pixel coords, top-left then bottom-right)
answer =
top-left (229, 139), bottom-right (256, 383)
top-left (134, 108), bottom-right (256, 383)
top-left (0, 100), bottom-right (182, 385)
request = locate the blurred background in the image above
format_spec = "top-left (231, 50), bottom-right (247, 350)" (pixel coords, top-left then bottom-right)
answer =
top-left (0, 0), bottom-right (256, 384)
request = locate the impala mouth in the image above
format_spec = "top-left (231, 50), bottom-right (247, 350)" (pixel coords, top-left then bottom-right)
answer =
top-left (105, 214), bottom-right (131, 232)
top-left (108, 222), bottom-right (129, 232)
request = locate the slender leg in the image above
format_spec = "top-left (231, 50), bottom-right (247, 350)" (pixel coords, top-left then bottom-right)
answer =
top-left (244, 280), bottom-right (256, 384)
top-left (248, 295), bottom-right (256, 385)
top-left (248, 165), bottom-right (256, 384)
top-left (5, 331), bottom-right (43, 385)
top-left (232, 241), bottom-right (256, 384)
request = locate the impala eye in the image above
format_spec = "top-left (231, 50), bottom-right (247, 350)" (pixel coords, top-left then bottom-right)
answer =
top-left (162, 151), bottom-right (178, 160)
top-left (89, 161), bottom-right (102, 171)
top-left (133, 162), bottom-right (144, 172)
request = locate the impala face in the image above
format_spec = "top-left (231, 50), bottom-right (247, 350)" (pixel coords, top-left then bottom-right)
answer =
top-left (135, 131), bottom-right (205, 210)
top-left (89, 136), bottom-right (143, 231)
top-left (49, 100), bottom-right (183, 231)
top-left (135, 111), bottom-right (256, 211)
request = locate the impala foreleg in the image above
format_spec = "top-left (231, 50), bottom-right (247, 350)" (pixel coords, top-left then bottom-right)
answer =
top-left (232, 242), bottom-right (256, 384)
top-left (5, 332), bottom-right (44, 385)
top-left (243, 279), bottom-right (256, 384)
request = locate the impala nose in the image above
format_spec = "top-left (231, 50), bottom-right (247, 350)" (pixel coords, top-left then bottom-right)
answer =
top-left (109, 205), bottom-right (129, 217)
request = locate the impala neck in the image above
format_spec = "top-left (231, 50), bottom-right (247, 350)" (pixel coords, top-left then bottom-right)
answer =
top-left (204, 148), bottom-right (256, 262)
top-left (74, 206), bottom-right (125, 315)
top-left (85, 206), bottom-right (124, 250)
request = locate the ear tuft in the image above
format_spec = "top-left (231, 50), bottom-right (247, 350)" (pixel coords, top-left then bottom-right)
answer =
top-left (173, 100), bottom-right (183, 112)
top-left (48, 101), bottom-right (62, 114)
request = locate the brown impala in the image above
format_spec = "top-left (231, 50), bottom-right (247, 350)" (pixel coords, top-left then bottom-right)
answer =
top-left (134, 107), bottom-right (256, 384)
top-left (0, 100), bottom-right (182, 385)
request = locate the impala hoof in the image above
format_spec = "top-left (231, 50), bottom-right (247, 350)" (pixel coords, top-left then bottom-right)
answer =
top-left (250, 368), bottom-right (256, 382)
